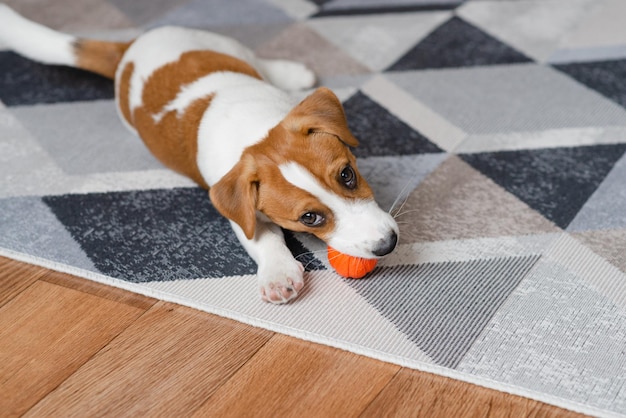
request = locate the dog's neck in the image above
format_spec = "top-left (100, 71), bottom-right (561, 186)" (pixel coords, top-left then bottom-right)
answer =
top-left (195, 74), bottom-right (298, 186)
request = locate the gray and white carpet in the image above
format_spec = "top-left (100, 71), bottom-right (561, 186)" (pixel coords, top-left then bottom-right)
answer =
top-left (1, 1), bottom-right (626, 416)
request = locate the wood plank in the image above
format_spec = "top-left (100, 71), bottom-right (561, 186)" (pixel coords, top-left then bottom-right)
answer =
top-left (41, 269), bottom-right (157, 310)
top-left (0, 280), bottom-right (145, 417)
top-left (360, 367), bottom-right (587, 418)
top-left (0, 256), bottom-right (47, 307)
top-left (0, 259), bottom-right (591, 417)
top-left (26, 302), bottom-right (274, 417)
top-left (194, 334), bottom-right (400, 418)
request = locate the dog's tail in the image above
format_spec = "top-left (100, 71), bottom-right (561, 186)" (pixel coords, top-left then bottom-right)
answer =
top-left (0, 4), bottom-right (130, 79)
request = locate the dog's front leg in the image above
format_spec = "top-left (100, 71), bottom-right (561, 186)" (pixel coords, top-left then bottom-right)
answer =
top-left (229, 219), bottom-right (304, 304)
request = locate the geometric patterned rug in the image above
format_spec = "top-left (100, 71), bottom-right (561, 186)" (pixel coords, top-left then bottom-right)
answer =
top-left (2, 1), bottom-right (626, 416)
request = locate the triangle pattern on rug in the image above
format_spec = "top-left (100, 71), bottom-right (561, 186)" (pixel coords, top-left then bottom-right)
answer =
top-left (255, 23), bottom-right (370, 77)
top-left (0, 51), bottom-right (114, 107)
top-left (342, 91), bottom-right (442, 157)
top-left (398, 156), bottom-right (559, 244)
top-left (568, 152), bottom-right (626, 232)
top-left (571, 229), bottom-right (626, 274)
top-left (554, 59), bottom-right (626, 109)
top-left (386, 16), bottom-right (532, 71)
top-left (307, 11), bottom-right (451, 71)
top-left (456, 0), bottom-right (594, 63)
top-left (0, 196), bottom-right (98, 271)
top-left (42, 188), bottom-right (258, 282)
top-left (348, 255), bottom-right (540, 368)
top-left (460, 144), bottom-right (626, 229)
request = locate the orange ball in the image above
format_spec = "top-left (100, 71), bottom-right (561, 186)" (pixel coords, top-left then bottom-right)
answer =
top-left (327, 246), bottom-right (378, 279)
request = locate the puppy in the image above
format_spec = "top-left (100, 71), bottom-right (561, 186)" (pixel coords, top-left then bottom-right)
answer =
top-left (0, 5), bottom-right (399, 304)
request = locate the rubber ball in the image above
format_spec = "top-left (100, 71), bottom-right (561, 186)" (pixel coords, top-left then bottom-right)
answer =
top-left (327, 246), bottom-right (378, 279)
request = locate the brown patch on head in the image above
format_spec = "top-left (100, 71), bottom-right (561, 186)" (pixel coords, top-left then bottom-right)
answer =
top-left (251, 129), bottom-right (373, 242)
top-left (269, 87), bottom-right (374, 203)
top-left (74, 39), bottom-right (131, 79)
top-left (210, 87), bottom-right (374, 241)
top-left (283, 87), bottom-right (359, 147)
top-left (255, 162), bottom-right (338, 241)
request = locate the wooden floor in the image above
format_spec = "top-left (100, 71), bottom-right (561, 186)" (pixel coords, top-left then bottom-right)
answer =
top-left (0, 256), bottom-right (585, 417)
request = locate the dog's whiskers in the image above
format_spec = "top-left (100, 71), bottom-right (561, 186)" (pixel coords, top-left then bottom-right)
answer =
top-left (392, 208), bottom-right (422, 219)
top-left (295, 249), bottom-right (329, 270)
top-left (387, 172), bottom-right (421, 219)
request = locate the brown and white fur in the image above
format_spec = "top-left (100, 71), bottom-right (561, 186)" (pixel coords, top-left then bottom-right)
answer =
top-left (0, 5), bottom-right (399, 304)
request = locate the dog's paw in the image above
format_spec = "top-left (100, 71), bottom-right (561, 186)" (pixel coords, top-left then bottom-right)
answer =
top-left (280, 61), bottom-right (316, 90)
top-left (257, 259), bottom-right (305, 304)
top-left (261, 59), bottom-right (316, 91)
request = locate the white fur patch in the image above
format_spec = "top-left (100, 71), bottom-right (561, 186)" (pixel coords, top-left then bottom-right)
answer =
top-left (153, 72), bottom-right (256, 122)
top-left (195, 73), bottom-right (296, 186)
top-left (279, 162), bottom-right (398, 258)
top-left (0, 4), bottom-right (75, 66)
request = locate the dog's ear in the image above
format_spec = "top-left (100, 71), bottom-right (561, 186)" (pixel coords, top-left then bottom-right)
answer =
top-left (209, 154), bottom-right (258, 240)
top-left (284, 87), bottom-right (359, 147)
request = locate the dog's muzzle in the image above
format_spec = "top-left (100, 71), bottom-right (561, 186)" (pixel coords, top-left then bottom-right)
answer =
top-left (372, 230), bottom-right (398, 257)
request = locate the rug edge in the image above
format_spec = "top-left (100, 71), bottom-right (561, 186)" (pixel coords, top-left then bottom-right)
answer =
top-left (0, 247), bottom-right (619, 418)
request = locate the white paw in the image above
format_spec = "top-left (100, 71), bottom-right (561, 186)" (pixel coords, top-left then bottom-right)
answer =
top-left (257, 259), bottom-right (305, 304)
top-left (262, 60), bottom-right (316, 91)
top-left (282, 62), bottom-right (316, 90)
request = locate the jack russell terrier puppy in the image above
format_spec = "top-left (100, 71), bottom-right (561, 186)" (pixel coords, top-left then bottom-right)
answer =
top-left (0, 4), bottom-right (399, 304)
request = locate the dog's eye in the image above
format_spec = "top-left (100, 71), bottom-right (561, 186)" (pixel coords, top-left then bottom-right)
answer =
top-left (340, 165), bottom-right (357, 190)
top-left (300, 212), bottom-right (325, 227)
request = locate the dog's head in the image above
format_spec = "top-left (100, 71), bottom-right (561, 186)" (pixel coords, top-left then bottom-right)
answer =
top-left (210, 87), bottom-right (398, 258)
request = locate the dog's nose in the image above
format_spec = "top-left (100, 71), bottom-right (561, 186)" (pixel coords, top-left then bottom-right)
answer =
top-left (372, 230), bottom-right (398, 257)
